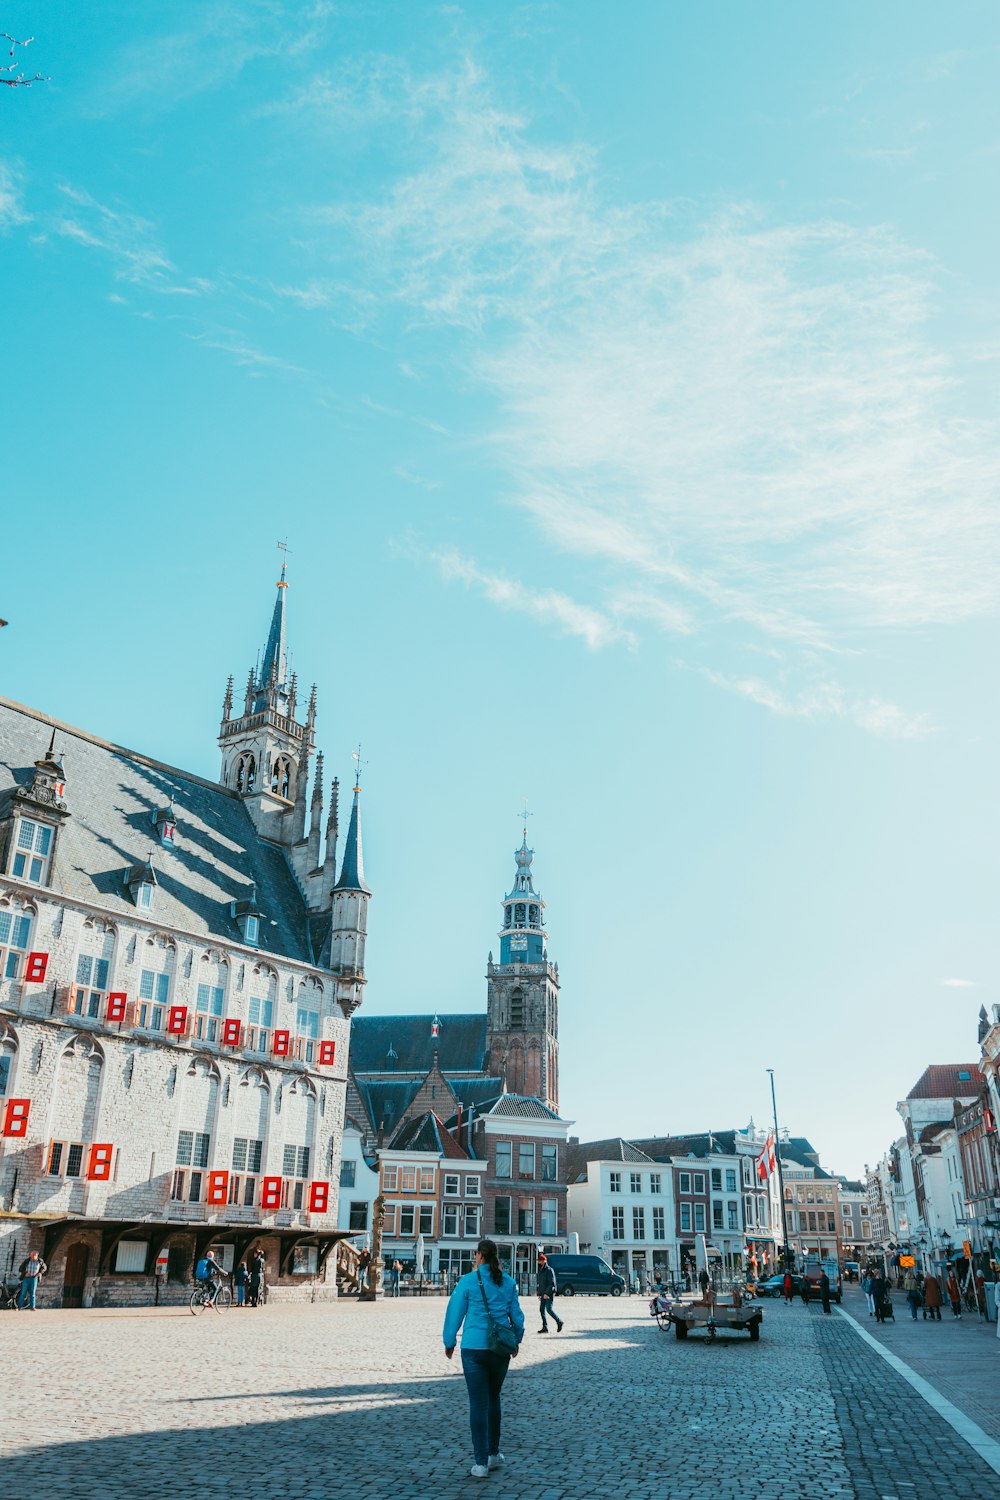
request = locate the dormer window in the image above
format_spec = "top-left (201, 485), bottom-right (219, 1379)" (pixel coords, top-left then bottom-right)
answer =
top-left (12, 819), bottom-right (53, 885)
top-left (231, 891), bottom-right (263, 948)
top-left (153, 806), bottom-right (176, 846)
top-left (126, 857), bottom-right (158, 912)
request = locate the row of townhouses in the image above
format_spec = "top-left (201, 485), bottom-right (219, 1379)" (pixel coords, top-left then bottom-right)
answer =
top-left (863, 1008), bottom-right (1000, 1292)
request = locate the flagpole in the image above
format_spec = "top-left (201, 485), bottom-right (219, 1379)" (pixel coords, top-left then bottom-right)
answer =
top-left (767, 1068), bottom-right (791, 1272)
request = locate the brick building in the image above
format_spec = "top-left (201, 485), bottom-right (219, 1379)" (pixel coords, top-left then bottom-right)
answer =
top-left (0, 570), bottom-right (367, 1306)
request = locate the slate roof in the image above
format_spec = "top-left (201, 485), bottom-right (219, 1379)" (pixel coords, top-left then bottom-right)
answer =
top-left (483, 1094), bottom-right (562, 1121)
top-left (630, 1131), bottom-right (737, 1162)
top-left (569, 1138), bottom-right (657, 1165)
top-left (350, 1014), bottom-right (487, 1075)
top-left (389, 1112), bottom-right (470, 1158)
top-left (358, 1079), bottom-right (423, 1134)
top-left (452, 1077), bottom-right (505, 1110)
top-left (906, 1065), bottom-right (983, 1100)
top-left (0, 697), bottom-right (316, 964)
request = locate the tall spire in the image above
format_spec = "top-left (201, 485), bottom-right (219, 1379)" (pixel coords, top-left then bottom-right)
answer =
top-left (498, 819), bottom-right (546, 964)
top-left (255, 563), bottom-right (289, 712)
top-left (334, 775), bottom-right (370, 894)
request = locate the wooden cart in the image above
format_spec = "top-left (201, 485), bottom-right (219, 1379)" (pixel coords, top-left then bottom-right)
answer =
top-left (669, 1289), bottom-right (763, 1342)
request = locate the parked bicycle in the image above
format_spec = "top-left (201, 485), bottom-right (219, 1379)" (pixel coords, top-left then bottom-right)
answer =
top-left (189, 1279), bottom-right (233, 1315)
top-left (1, 1278), bottom-right (19, 1311)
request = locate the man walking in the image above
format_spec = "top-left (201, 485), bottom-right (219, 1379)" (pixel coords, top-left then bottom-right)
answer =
top-left (18, 1250), bottom-right (46, 1310)
top-left (536, 1253), bottom-right (563, 1333)
top-left (819, 1270), bottom-right (832, 1314)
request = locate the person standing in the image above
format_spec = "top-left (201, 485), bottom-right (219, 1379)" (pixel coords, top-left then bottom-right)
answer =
top-left (862, 1273), bottom-right (875, 1316)
top-left (535, 1253), bottom-right (563, 1333)
top-left (249, 1250), bottom-right (265, 1307)
top-left (871, 1271), bottom-right (888, 1323)
top-left (356, 1247), bottom-right (371, 1297)
top-left (234, 1261), bottom-right (248, 1307)
top-left (17, 1250), bottom-right (46, 1310)
top-left (443, 1238), bottom-right (525, 1480)
top-left (783, 1271), bottom-right (794, 1305)
top-left (800, 1277), bottom-right (810, 1307)
top-left (819, 1270), bottom-right (832, 1314)
top-left (945, 1269), bottom-right (961, 1317)
top-left (903, 1270), bottom-right (921, 1321)
top-left (391, 1259), bottom-right (403, 1298)
top-left (923, 1272), bottom-right (942, 1321)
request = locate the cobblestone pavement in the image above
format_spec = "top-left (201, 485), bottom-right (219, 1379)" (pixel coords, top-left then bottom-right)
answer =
top-left (838, 1283), bottom-right (1000, 1443)
top-left (2, 1291), bottom-right (998, 1500)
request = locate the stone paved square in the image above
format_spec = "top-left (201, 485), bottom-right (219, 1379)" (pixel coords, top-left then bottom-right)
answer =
top-left (3, 1290), bottom-right (998, 1500)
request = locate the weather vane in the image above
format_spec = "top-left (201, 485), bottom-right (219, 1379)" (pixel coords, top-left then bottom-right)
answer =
top-left (277, 539), bottom-right (291, 584)
top-left (353, 743), bottom-right (368, 790)
top-left (518, 801), bottom-right (532, 838)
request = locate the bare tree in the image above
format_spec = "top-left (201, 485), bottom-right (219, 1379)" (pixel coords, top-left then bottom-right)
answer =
top-left (2, 34), bottom-right (48, 88)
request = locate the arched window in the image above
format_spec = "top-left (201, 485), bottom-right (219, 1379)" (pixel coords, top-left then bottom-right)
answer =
top-left (509, 988), bottom-right (524, 1029)
top-left (0, 1030), bottom-right (17, 1096)
top-left (0, 897), bottom-right (34, 979)
top-left (236, 759), bottom-right (245, 793)
top-left (529, 905), bottom-right (539, 926)
top-left (514, 904), bottom-right (526, 927)
top-left (72, 918), bottom-right (116, 1020)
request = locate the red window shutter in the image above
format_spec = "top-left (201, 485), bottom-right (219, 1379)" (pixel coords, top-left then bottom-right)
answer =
top-left (308, 1180), bottom-right (329, 1214)
top-left (272, 1029), bottom-right (290, 1057)
top-left (261, 1176), bottom-right (282, 1210)
top-left (2, 1098), bottom-right (30, 1137)
top-left (207, 1170), bottom-right (229, 1205)
top-left (221, 1018), bottom-right (242, 1047)
top-left (88, 1143), bottom-right (114, 1181)
top-left (167, 1005), bottom-right (188, 1036)
top-left (106, 992), bottom-right (128, 1023)
top-left (25, 952), bottom-right (48, 983)
top-left (318, 1040), bottom-right (336, 1067)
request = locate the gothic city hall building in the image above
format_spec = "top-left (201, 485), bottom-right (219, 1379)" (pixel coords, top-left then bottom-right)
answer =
top-left (0, 569), bottom-right (370, 1305)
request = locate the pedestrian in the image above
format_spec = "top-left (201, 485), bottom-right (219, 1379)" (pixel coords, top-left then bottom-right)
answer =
top-left (945, 1269), bottom-right (961, 1317)
top-left (903, 1270), bottom-right (921, 1321)
top-left (443, 1237), bottom-right (525, 1480)
top-left (392, 1258), bottom-right (403, 1298)
top-left (234, 1261), bottom-right (248, 1307)
top-left (820, 1270), bottom-right (832, 1315)
top-left (871, 1271), bottom-right (888, 1323)
top-left (357, 1247), bottom-right (371, 1297)
top-left (923, 1272), bottom-right (942, 1321)
top-left (862, 1273), bottom-right (875, 1316)
top-left (535, 1252), bottom-right (563, 1334)
top-left (653, 1268), bottom-right (663, 1295)
top-left (17, 1250), bottom-right (46, 1310)
top-left (698, 1268), bottom-right (710, 1297)
top-left (800, 1277), bottom-right (810, 1306)
top-left (249, 1250), bottom-right (264, 1307)
top-left (782, 1271), bottom-right (793, 1305)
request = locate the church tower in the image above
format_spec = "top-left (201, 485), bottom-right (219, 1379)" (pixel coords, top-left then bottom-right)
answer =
top-left (485, 828), bottom-right (559, 1110)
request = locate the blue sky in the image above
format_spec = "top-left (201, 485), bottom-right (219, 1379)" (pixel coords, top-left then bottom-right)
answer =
top-left (3, 2), bottom-right (1000, 1176)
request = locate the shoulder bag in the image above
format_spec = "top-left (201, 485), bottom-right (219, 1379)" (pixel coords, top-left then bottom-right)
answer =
top-left (476, 1269), bottom-right (519, 1356)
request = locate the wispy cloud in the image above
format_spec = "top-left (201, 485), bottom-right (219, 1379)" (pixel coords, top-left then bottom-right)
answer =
top-left (53, 184), bottom-right (210, 295)
top-left (941, 977), bottom-right (977, 988)
top-left (0, 162), bottom-right (28, 230)
top-left (431, 547), bottom-right (635, 652)
top-left (698, 668), bottom-right (931, 739)
top-left (299, 57), bottom-right (1000, 730)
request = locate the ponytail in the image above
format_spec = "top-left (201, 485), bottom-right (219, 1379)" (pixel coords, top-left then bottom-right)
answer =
top-left (477, 1237), bottom-right (504, 1287)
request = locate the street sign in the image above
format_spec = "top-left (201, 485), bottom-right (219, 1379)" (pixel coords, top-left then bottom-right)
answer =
top-left (963, 1239), bottom-right (973, 1260)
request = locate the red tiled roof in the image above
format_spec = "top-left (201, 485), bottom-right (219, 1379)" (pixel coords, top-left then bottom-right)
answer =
top-left (906, 1064), bottom-right (983, 1100)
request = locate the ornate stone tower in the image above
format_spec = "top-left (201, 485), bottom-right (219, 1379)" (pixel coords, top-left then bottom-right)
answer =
top-left (218, 563), bottom-right (316, 849)
top-left (485, 829), bottom-right (559, 1110)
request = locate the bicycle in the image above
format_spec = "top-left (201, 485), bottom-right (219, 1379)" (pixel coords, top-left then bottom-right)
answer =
top-left (190, 1279), bottom-right (233, 1315)
top-left (1, 1278), bottom-right (20, 1311)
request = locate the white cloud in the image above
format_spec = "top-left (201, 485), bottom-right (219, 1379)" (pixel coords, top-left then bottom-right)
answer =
top-left (0, 162), bottom-right (28, 230)
top-left (941, 977), bottom-right (977, 988)
top-left (431, 547), bottom-right (635, 652)
top-left (306, 59), bottom-right (1000, 730)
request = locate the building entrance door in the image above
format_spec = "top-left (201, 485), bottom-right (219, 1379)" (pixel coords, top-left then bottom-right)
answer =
top-left (63, 1242), bottom-right (89, 1308)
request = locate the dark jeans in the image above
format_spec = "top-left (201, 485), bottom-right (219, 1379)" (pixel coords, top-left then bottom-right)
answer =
top-left (925, 1305), bottom-right (941, 1320)
top-left (461, 1349), bottom-right (509, 1466)
top-left (539, 1294), bottom-right (562, 1330)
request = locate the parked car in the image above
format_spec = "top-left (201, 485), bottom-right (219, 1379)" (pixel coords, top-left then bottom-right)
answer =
top-left (755, 1274), bottom-right (802, 1298)
top-left (545, 1254), bottom-right (626, 1296)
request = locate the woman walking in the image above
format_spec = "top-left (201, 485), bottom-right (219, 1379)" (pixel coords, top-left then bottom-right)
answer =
top-left (443, 1238), bottom-right (525, 1479)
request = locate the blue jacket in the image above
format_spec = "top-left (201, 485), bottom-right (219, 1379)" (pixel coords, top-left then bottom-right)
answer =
top-left (443, 1268), bottom-right (525, 1352)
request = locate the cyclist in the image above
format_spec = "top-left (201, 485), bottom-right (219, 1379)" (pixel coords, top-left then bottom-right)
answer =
top-left (195, 1250), bottom-right (225, 1304)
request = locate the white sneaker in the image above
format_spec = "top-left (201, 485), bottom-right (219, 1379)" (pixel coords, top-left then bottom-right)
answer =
top-left (470, 1464), bottom-right (489, 1478)
top-left (488, 1454), bottom-right (505, 1470)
